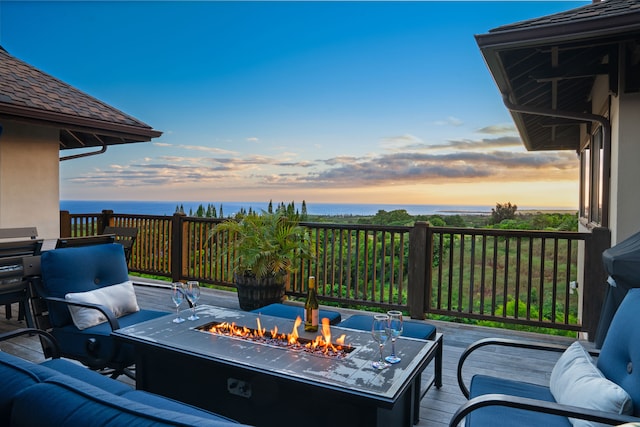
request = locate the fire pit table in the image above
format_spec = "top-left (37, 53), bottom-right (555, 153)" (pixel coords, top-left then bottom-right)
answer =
top-left (113, 305), bottom-right (442, 427)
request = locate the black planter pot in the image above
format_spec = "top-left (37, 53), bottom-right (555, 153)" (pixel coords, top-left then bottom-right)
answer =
top-left (234, 272), bottom-right (286, 311)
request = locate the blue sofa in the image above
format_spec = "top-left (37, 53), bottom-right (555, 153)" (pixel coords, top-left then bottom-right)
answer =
top-left (0, 329), bottom-right (252, 426)
top-left (451, 288), bottom-right (640, 426)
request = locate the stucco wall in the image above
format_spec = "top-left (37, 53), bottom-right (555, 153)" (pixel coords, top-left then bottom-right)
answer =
top-left (0, 120), bottom-right (60, 239)
top-left (609, 91), bottom-right (640, 245)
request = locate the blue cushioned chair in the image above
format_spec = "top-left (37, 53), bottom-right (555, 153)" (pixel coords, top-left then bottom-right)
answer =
top-left (338, 313), bottom-right (442, 424)
top-left (33, 243), bottom-right (168, 379)
top-left (338, 314), bottom-right (437, 340)
top-left (251, 303), bottom-right (342, 325)
top-left (451, 288), bottom-right (640, 426)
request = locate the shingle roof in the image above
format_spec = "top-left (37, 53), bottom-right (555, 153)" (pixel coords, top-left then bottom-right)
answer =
top-left (491, 0), bottom-right (640, 33)
top-left (0, 46), bottom-right (161, 149)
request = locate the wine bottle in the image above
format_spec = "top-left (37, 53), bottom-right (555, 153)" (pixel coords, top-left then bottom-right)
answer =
top-left (304, 276), bottom-right (319, 332)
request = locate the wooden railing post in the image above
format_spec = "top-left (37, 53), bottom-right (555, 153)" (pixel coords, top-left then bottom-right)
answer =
top-left (582, 226), bottom-right (611, 341)
top-left (59, 210), bottom-right (71, 238)
top-left (171, 212), bottom-right (186, 282)
top-left (98, 210), bottom-right (114, 234)
top-left (408, 221), bottom-right (429, 319)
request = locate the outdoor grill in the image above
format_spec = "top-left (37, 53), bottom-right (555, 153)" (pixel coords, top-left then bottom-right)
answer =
top-left (0, 229), bottom-right (43, 327)
top-left (595, 230), bottom-right (640, 347)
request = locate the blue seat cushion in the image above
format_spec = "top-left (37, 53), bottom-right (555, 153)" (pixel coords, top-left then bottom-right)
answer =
top-left (338, 314), bottom-right (436, 340)
top-left (41, 358), bottom-right (133, 395)
top-left (12, 377), bottom-right (246, 426)
top-left (124, 390), bottom-right (240, 423)
top-left (40, 243), bottom-right (130, 327)
top-left (251, 303), bottom-right (342, 325)
top-left (52, 309), bottom-right (167, 367)
top-left (0, 351), bottom-right (61, 425)
top-left (467, 375), bottom-right (571, 427)
top-left (598, 288), bottom-right (640, 416)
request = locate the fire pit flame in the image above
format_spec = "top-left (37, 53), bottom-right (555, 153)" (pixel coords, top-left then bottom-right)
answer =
top-left (198, 316), bottom-right (353, 358)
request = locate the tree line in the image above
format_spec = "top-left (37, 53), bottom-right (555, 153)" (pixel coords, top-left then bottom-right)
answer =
top-left (178, 200), bottom-right (577, 232)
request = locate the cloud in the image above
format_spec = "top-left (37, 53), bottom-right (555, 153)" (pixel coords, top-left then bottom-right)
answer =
top-left (276, 160), bottom-right (315, 168)
top-left (428, 136), bottom-right (522, 150)
top-left (433, 116), bottom-right (464, 127)
top-left (247, 137), bottom-right (259, 143)
top-left (66, 136), bottom-right (577, 192)
top-left (381, 134), bottom-right (423, 145)
top-left (154, 141), bottom-right (238, 155)
top-left (245, 149), bottom-right (577, 189)
top-left (477, 124), bottom-right (517, 135)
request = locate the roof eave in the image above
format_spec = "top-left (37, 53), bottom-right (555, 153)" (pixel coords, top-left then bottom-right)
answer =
top-left (0, 102), bottom-right (162, 145)
top-left (476, 11), bottom-right (640, 152)
top-left (476, 12), bottom-right (640, 51)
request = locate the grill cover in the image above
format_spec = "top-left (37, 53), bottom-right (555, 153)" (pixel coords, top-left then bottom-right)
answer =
top-left (595, 230), bottom-right (640, 348)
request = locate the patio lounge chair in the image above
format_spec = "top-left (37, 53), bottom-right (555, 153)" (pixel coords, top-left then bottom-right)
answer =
top-left (450, 288), bottom-right (640, 426)
top-left (32, 242), bottom-right (168, 379)
top-left (103, 225), bottom-right (138, 262)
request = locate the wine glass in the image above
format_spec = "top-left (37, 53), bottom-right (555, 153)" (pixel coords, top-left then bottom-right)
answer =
top-left (385, 310), bottom-right (403, 364)
top-left (185, 281), bottom-right (201, 321)
top-left (171, 282), bottom-right (185, 324)
top-left (371, 314), bottom-right (391, 369)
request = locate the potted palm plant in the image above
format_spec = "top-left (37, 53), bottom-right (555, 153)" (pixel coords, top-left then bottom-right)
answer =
top-left (211, 210), bottom-right (314, 311)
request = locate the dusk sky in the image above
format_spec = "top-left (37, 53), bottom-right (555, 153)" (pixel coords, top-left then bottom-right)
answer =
top-left (0, 1), bottom-right (588, 208)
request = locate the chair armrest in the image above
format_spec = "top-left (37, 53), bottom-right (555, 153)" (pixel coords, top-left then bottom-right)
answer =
top-left (457, 338), bottom-right (570, 398)
top-left (44, 296), bottom-right (121, 330)
top-left (449, 393), bottom-right (640, 427)
top-left (0, 328), bottom-right (61, 359)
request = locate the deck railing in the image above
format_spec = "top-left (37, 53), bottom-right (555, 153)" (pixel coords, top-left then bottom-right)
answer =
top-left (60, 210), bottom-right (610, 337)
top-left (427, 227), bottom-right (582, 331)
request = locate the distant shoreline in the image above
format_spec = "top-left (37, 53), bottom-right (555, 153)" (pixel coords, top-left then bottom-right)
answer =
top-left (426, 209), bottom-right (577, 215)
top-left (60, 200), bottom-right (577, 218)
top-left (437, 210), bottom-right (490, 214)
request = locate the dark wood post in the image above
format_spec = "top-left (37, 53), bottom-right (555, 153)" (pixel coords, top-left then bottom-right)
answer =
top-left (98, 210), bottom-right (114, 234)
top-left (59, 210), bottom-right (71, 238)
top-left (582, 226), bottom-right (611, 341)
top-left (408, 221), bottom-right (429, 319)
top-left (171, 212), bottom-right (186, 282)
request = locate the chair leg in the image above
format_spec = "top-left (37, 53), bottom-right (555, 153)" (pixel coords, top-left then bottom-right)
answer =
top-left (19, 300), bottom-right (34, 328)
top-left (122, 367), bottom-right (136, 381)
top-left (97, 365), bottom-right (136, 381)
top-left (18, 301), bottom-right (25, 321)
top-left (5, 303), bottom-right (11, 320)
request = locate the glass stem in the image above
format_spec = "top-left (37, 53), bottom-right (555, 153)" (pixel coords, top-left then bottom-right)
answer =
top-left (391, 339), bottom-right (396, 356)
top-left (379, 344), bottom-right (384, 362)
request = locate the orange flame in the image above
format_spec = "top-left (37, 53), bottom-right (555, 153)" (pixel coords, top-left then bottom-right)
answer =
top-left (289, 316), bottom-right (301, 345)
top-left (203, 315), bottom-right (350, 357)
top-left (321, 318), bottom-right (331, 344)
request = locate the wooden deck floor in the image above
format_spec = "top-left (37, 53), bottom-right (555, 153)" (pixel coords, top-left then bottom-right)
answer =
top-left (0, 281), bottom-right (588, 427)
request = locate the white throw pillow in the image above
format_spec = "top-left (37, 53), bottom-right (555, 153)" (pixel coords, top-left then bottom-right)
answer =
top-left (65, 280), bottom-right (140, 330)
top-left (550, 341), bottom-right (633, 427)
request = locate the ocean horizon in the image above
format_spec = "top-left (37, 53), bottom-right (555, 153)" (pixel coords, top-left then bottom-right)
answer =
top-left (59, 200), bottom-right (574, 217)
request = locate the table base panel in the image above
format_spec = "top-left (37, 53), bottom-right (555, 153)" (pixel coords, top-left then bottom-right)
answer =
top-left (136, 346), bottom-right (417, 427)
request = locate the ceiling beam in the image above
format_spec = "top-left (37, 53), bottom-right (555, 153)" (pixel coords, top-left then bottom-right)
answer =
top-left (530, 62), bottom-right (610, 82)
